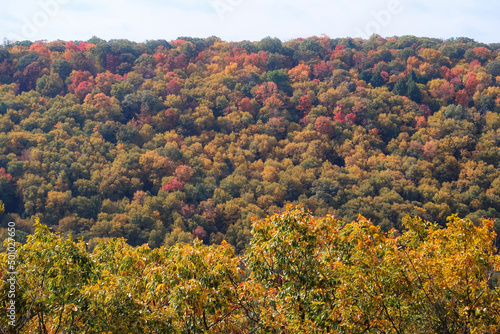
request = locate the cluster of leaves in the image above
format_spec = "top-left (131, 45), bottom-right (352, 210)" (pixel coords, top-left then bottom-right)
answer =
top-left (1, 36), bottom-right (500, 251)
top-left (1, 207), bottom-right (500, 333)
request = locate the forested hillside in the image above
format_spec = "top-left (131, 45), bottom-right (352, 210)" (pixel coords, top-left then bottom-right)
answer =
top-left (1, 36), bottom-right (500, 251)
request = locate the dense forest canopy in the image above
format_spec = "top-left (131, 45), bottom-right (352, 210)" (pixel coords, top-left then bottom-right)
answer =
top-left (0, 36), bottom-right (500, 252)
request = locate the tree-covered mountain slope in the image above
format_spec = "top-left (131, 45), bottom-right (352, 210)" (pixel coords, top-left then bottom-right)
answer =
top-left (0, 36), bottom-right (500, 251)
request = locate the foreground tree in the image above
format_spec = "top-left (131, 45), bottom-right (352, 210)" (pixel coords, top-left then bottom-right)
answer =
top-left (2, 207), bottom-right (500, 333)
top-left (0, 221), bottom-right (95, 333)
top-left (246, 206), bottom-right (500, 333)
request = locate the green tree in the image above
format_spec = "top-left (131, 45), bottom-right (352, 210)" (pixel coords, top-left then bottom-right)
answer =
top-left (407, 78), bottom-right (422, 103)
top-left (36, 72), bottom-right (64, 98)
top-left (393, 77), bottom-right (407, 96)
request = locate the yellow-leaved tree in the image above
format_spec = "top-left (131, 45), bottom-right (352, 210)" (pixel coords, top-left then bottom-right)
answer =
top-left (2, 207), bottom-right (500, 333)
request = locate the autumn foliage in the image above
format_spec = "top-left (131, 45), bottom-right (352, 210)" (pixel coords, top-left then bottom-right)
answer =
top-left (2, 207), bottom-right (500, 333)
top-left (0, 36), bottom-right (500, 255)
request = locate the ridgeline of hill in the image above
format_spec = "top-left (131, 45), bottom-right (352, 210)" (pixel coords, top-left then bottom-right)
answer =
top-left (0, 36), bottom-right (500, 251)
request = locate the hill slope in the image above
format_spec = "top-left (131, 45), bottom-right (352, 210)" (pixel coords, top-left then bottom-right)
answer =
top-left (0, 36), bottom-right (500, 250)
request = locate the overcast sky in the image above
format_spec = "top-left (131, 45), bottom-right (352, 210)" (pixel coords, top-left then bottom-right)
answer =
top-left (1, 0), bottom-right (498, 44)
